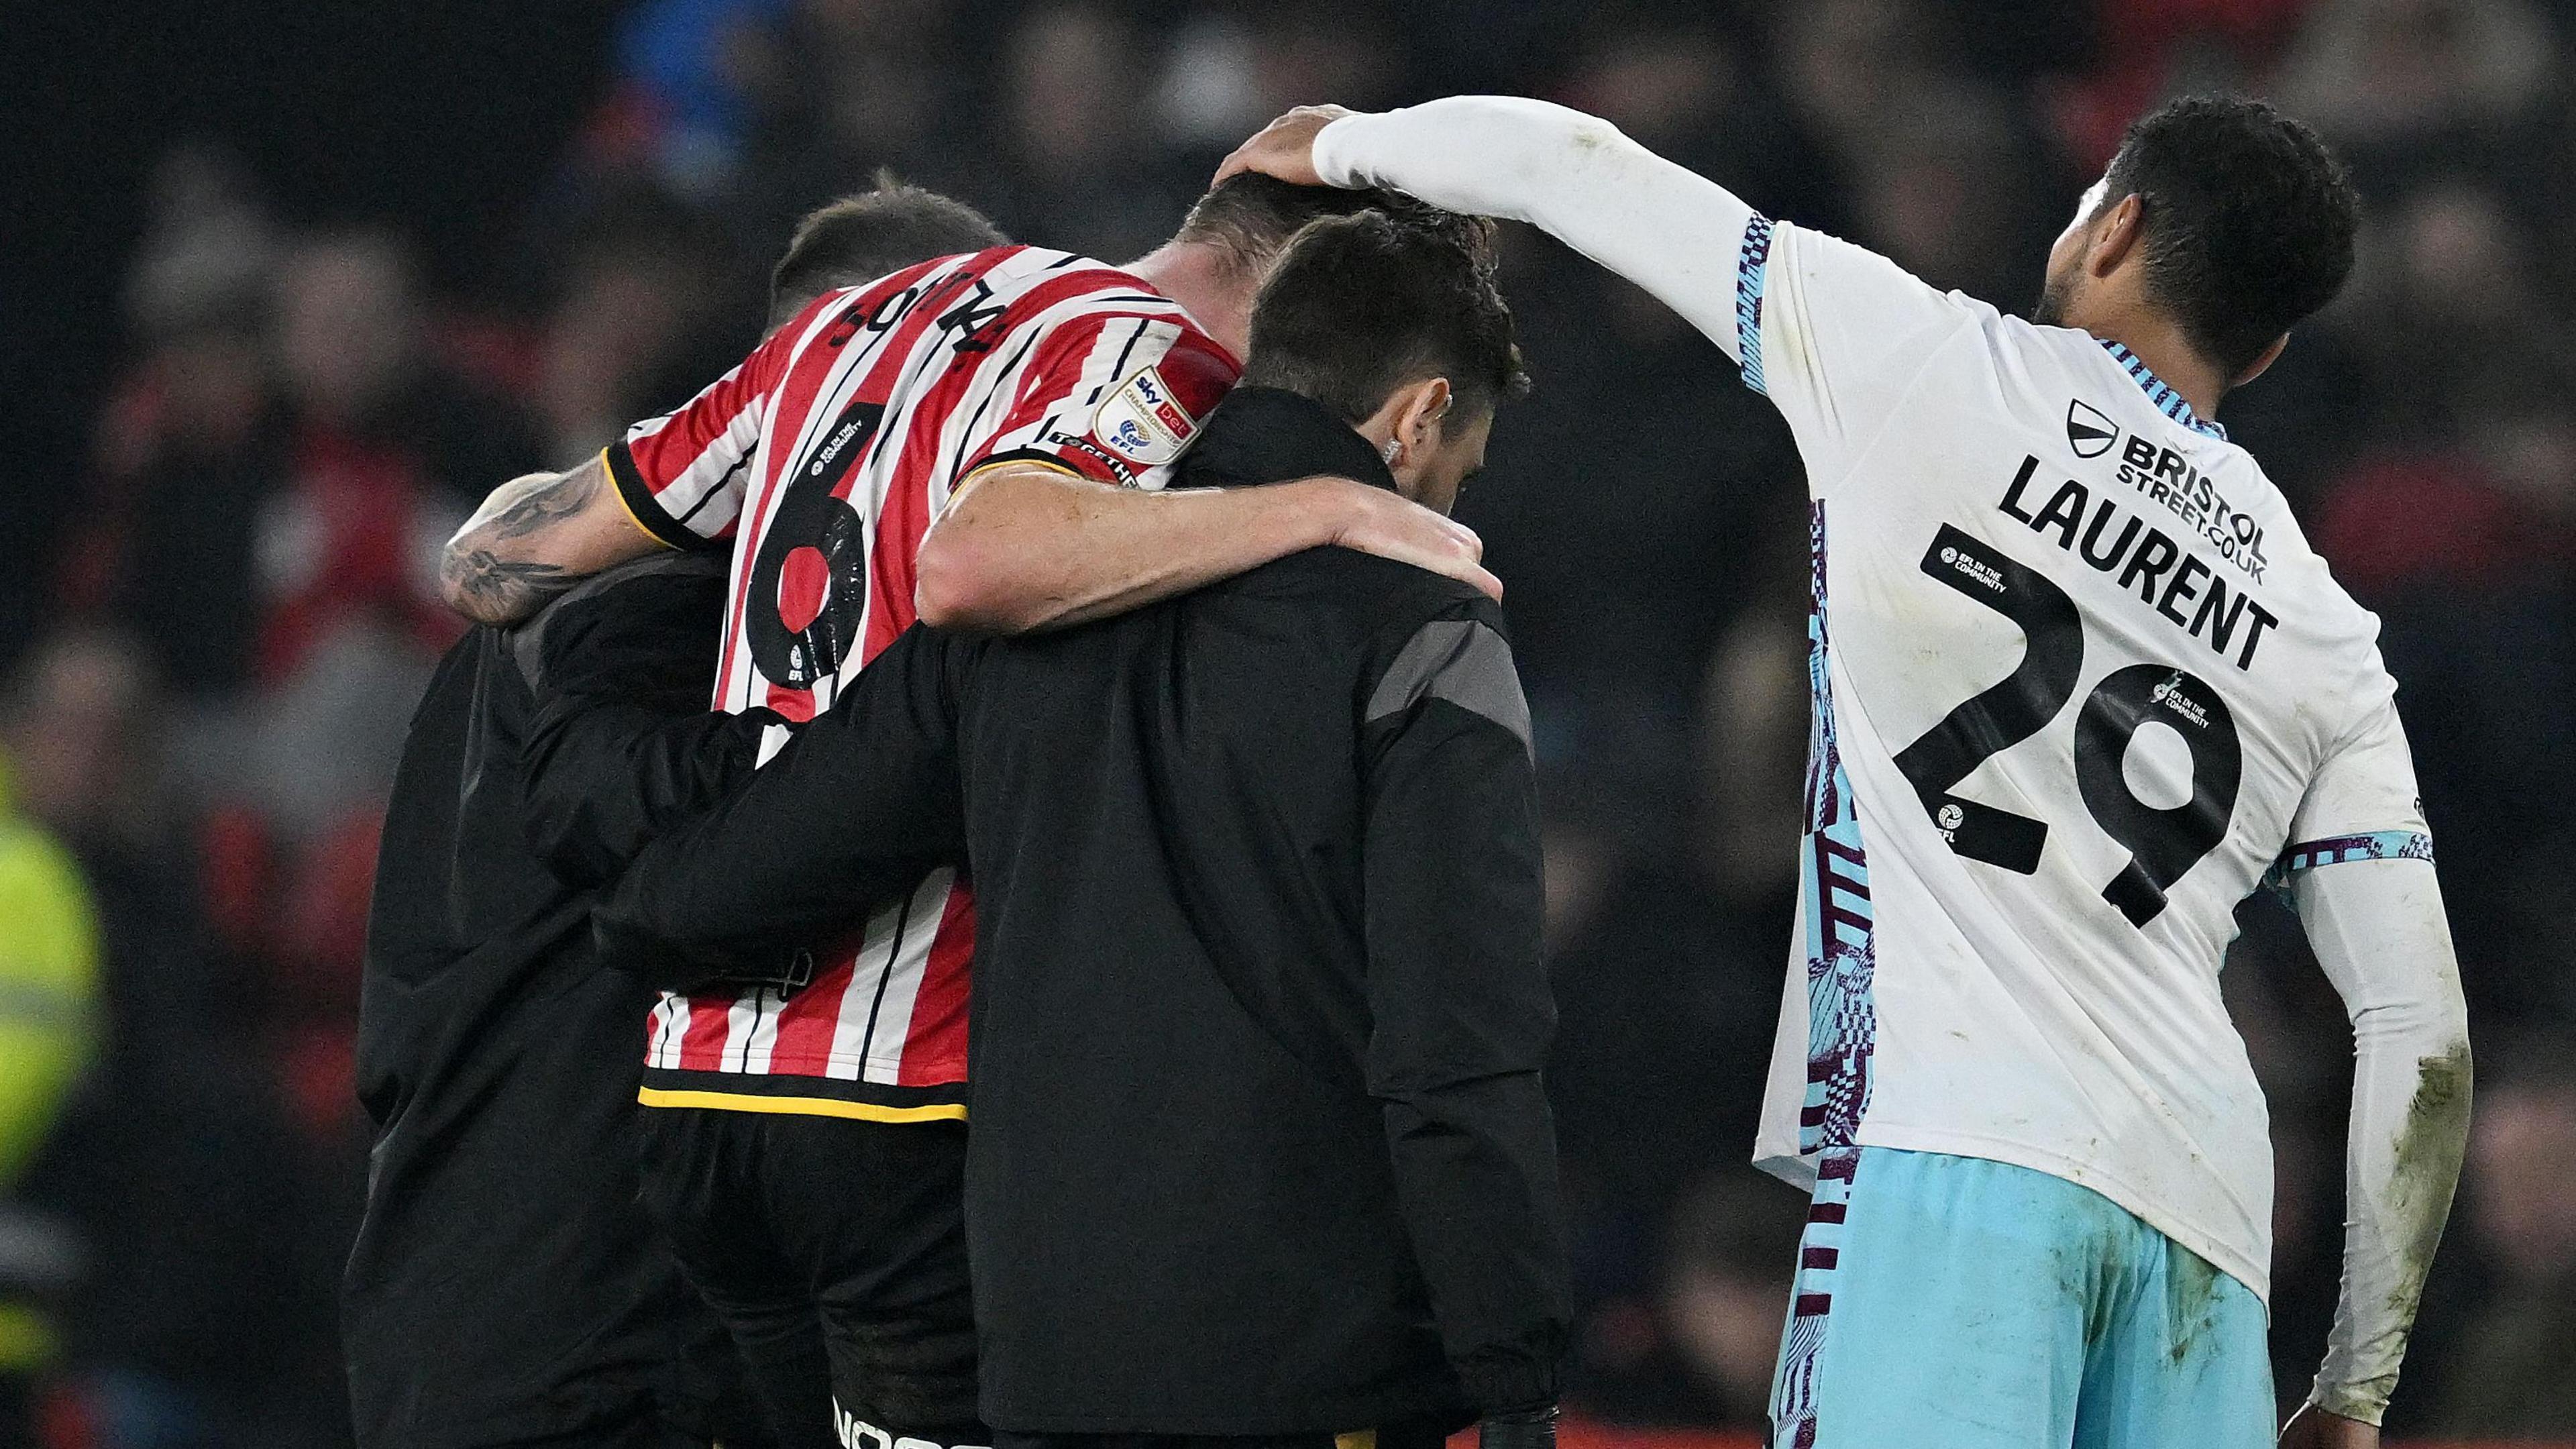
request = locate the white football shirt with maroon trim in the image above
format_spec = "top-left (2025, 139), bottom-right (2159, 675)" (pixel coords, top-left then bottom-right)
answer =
top-left (1728, 215), bottom-right (2428, 1303)
top-left (1311, 93), bottom-right (2461, 1430)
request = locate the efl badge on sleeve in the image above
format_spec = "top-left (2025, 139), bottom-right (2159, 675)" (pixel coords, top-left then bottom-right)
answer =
top-left (1090, 364), bottom-right (1200, 470)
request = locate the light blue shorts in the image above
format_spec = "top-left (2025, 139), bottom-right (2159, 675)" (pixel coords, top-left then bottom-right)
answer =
top-left (1768, 1146), bottom-right (2273, 1449)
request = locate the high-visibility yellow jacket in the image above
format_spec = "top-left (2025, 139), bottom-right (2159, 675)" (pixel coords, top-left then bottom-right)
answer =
top-left (0, 750), bottom-right (99, 1189)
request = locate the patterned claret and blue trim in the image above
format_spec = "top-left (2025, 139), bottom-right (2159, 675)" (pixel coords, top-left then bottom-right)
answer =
top-left (2101, 339), bottom-right (2228, 441)
top-left (1737, 214), bottom-right (1776, 396)
top-left (2261, 830), bottom-right (2436, 904)
top-left (1772, 502), bottom-right (1878, 1449)
top-left (1771, 1144), bottom-right (1860, 1449)
top-left (1798, 502), bottom-right (1876, 1156)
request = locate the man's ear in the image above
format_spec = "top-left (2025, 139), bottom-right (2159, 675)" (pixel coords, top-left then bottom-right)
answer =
top-left (1391, 378), bottom-right (1454, 464)
top-left (2235, 332), bottom-right (2290, 389)
top-left (2088, 193), bottom-right (2147, 279)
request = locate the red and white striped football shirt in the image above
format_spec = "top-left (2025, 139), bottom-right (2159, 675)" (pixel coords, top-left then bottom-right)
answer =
top-left (604, 245), bottom-right (1238, 1116)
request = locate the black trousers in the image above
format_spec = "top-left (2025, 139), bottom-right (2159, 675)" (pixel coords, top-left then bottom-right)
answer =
top-left (636, 1107), bottom-right (982, 1449)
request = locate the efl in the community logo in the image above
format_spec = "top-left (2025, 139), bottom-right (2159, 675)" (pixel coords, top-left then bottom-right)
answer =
top-left (2151, 670), bottom-right (2211, 729)
top-left (2067, 398), bottom-right (2118, 459)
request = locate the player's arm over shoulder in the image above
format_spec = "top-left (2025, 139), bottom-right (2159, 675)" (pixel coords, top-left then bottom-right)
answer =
top-left (916, 464), bottom-right (1502, 634)
top-left (913, 321), bottom-right (1237, 631)
top-left (439, 452), bottom-right (662, 626)
top-left (441, 317), bottom-right (801, 625)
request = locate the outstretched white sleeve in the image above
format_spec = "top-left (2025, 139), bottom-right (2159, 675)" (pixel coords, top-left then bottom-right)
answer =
top-left (2291, 855), bottom-right (2472, 1426)
top-left (1312, 97), bottom-right (1973, 475)
top-left (1313, 97), bottom-right (1756, 362)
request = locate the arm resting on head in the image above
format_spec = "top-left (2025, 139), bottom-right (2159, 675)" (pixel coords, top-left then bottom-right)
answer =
top-left (1312, 97), bottom-right (1757, 362)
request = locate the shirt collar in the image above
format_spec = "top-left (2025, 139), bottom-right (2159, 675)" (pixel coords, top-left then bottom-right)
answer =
top-left (1179, 387), bottom-right (1400, 493)
top-left (2098, 339), bottom-right (2228, 441)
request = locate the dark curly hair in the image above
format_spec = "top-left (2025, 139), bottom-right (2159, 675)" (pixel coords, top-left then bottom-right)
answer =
top-left (2098, 95), bottom-right (2359, 376)
top-left (1240, 207), bottom-right (1530, 424)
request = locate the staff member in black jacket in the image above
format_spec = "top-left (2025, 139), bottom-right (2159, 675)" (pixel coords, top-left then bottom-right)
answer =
top-left (597, 208), bottom-right (1568, 1449)
top-left (347, 184), bottom-right (1000, 1449)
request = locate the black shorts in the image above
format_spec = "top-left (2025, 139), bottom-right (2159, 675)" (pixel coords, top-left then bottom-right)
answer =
top-left (636, 1106), bottom-right (981, 1449)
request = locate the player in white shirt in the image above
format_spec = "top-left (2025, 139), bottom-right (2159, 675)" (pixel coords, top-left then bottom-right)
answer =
top-left (1224, 95), bottom-right (2471, 1449)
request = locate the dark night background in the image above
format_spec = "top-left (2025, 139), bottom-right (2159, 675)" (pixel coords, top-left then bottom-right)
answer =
top-left (3, 1), bottom-right (2574, 1444)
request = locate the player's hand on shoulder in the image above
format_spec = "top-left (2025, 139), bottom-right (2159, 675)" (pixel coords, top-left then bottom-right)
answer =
top-left (2279, 1401), bottom-right (2378, 1449)
top-left (1304, 474), bottom-right (1501, 601)
top-left (1216, 105), bottom-right (1354, 188)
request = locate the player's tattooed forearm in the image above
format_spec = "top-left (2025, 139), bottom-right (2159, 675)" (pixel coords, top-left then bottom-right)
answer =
top-left (485, 466), bottom-right (600, 541)
top-left (439, 465), bottom-right (604, 622)
top-left (441, 549), bottom-right (576, 623)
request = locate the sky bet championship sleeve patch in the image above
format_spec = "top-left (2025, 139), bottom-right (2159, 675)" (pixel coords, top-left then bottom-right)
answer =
top-left (1088, 364), bottom-right (1200, 470)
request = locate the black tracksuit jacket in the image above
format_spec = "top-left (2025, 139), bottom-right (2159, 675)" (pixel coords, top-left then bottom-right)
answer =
top-left (597, 387), bottom-right (1571, 1436)
top-left (349, 554), bottom-right (775, 1446)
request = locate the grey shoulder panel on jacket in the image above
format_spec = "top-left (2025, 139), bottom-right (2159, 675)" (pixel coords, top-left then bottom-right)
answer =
top-left (1364, 617), bottom-right (1531, 756)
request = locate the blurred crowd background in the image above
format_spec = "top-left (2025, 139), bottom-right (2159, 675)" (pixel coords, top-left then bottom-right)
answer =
top-left (4, 0), bottom-right (2575, 1444)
